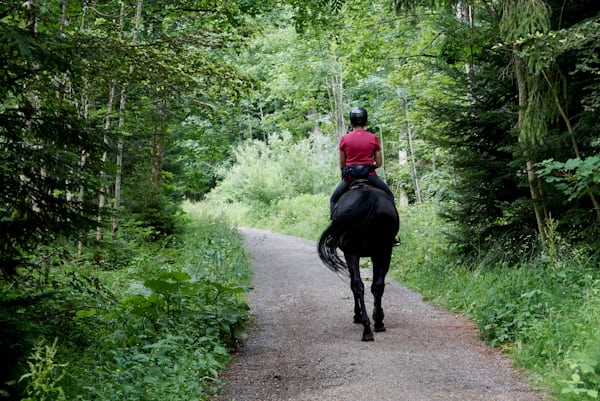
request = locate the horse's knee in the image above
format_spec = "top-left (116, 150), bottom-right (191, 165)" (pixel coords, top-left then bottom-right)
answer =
top-left (351, 278), bottom-right (364, 295)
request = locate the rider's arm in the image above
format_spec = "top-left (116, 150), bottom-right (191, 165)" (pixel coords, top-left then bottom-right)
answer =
top-left (373, 150), bottom-right (382, 169)
top-left (339, 150), bottom-right (346, 169)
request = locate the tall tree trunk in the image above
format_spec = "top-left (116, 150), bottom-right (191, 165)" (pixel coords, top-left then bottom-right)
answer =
top-left (500, 0), bottom-right (552, 246)
top-left (456, 0), bottom-right (475, 79)
top-left (378, 125), bottom-right (387, 183)
top-left (112, 92), bottom-right (125, 240)
top-left (151, 101), bottom-right (167, 188)
top-left (327, 59), bottom-right (345, 139)
top-left (403, 100), bottom-right (422, 204)
top-left (97, 84), bottom-right (115, 241)
top-left (514, 55), bottom-right (548, 245)
top-left (397, 150), bottom-right (409, 206)
top-left (111, 0), bottom-right (140, 239)
top-left (148, 2), bottom-right (168, 190)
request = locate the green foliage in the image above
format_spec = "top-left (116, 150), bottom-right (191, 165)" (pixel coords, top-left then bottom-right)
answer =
top-left (207, 131), bottom-right (338, 208)
top-left (121, 176), bottom-right (184, 238)
top-left (0, 217), bottom-right (251, 401)
top-left (388, 0), bottom-right (600, 256)
top-left (478, 275), bottom-right (548, 347)
top-left (64, 218), bottom-right (251, 401)
top-left (121, 271), bottom-right (249, 345)
top-left (0, 19), bottom-right (106, 277)
top-left (248, 194), bottom-right (330, 240)
top-left (427, 56), bottom-right (540, 259)
top-left (562, 357), bottom-right (600, 400)
top-left (18, 338), bottom-right (67, 401)
top-left (391, 204), bottom-right (600, 401)
top-left (537, 156), bottom-right (600, 201)
top-left (78, 271), bottom-right (249, 400)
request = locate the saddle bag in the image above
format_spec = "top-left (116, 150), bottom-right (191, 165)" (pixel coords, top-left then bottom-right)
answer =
top-left (343, 164), bottom-right (372, 180)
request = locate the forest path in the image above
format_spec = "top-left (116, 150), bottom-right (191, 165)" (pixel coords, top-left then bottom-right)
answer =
top-left (215, 228), bottom-right (547, 401)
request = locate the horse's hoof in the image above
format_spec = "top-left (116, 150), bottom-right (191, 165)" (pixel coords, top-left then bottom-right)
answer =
top-left (353, 315), bottom-right (362, 324)
top-left (362, 329), bottom-right (374, 341)
top-left (374, 324), bottom-right (386, 332)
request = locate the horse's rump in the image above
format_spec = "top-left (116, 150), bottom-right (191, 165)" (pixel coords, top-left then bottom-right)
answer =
top-left (318, 185), bottom-right (398, 273)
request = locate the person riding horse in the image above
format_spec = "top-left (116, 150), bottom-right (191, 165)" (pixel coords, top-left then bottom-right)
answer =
top-left (330, 107), bottom-right (397, 227)
top-left (319, 109), bottom-right (401, 340)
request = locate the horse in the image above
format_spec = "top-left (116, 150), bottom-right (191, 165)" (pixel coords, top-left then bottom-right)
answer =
top-left (318, 180), bottom-right (399, 341)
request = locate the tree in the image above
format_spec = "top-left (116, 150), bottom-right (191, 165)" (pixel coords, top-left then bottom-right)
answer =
top-left (392, 0), bottom-right (600, 253)
top-left (0, 1), bottom-right (106, 276)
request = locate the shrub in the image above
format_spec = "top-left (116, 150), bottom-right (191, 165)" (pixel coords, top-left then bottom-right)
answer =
top-left (207, 132), bottom-right (338, 208)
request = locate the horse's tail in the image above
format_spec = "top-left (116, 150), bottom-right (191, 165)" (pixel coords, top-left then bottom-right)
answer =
top-left (318, 223), bottom-right (348, 274)
top-left (317, 190), bottom-right (379, 274)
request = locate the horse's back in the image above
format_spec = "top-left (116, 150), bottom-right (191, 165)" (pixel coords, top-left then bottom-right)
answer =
top-left (337, 185), bottom-right (397, 222)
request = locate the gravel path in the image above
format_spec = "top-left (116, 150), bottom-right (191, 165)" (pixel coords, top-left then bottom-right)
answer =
top-left (215, 227), bottom-right (547, 401)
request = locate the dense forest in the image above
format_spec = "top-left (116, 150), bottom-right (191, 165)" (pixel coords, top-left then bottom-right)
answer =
top-left (2, 0), bottom-right (600, 400)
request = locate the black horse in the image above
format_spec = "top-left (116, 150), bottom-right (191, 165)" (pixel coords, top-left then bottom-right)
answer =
top-left (318, 181), bottom-right (399, 341)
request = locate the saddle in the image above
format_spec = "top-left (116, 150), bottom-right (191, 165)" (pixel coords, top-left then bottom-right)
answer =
top-left (348, 179), bottom-right (371, 190)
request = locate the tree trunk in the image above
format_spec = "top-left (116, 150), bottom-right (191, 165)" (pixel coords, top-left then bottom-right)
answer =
top-left (111, 91), bottom-right (125, 240)
top-left (514, 55), bottom-right (548, 245)
top-left (403, 100), bottom-right (422, 204)
top-left (456, 0), bottom-right (475, 79)
top-left (111, 0), bottom-right (140, 239)
top-left (327, 59), bottom-right (345, 139)
top-left (151, 102), bottom-right (167, 188)
top-left (97, 84), bottom-right (115, 241)
top-left (398, 150), bottom-right (409, 207)
top-left (378, 125), bottom-right (387, 183)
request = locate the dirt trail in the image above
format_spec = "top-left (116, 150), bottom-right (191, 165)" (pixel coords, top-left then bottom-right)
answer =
top-left (216, 228), bottom-right (547, 401)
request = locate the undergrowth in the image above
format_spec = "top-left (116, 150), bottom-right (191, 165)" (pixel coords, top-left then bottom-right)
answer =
top-left (1, 215), bottom-right (252, 401)
top-left (391, 203), bottom-right (600, 401)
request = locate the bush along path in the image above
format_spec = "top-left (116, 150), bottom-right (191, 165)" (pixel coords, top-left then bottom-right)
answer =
top-left (216, 228), bottom-right (547, 401)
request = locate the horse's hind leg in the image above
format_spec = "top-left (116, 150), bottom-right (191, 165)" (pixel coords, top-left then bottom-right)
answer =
top-left (353, 294), bottom-right (362, 324)
top-left (345, 253), bottom-right (373, 341)
top-left (371, 249), bottom-right (392, 332)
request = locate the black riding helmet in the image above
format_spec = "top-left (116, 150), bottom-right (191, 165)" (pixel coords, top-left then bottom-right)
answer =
top-left (349, 107), bottom-right (368, 126)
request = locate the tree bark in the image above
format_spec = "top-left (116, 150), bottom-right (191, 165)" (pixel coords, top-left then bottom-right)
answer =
top-left (514, 55), bottom-right (548, 245)
top-left (151, 101), bottom-right (167, 188)
top-left (111, 0), bottom-right (140, 239)
top-left (327, 59), bottom-right (345, 139)
top-left (97, 84), bottom-right (115, 241)
top-left (403, 100), bottom-right (422, 204)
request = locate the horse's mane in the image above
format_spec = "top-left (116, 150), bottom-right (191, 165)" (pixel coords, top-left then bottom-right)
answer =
top-left (318, 189), bottom-right (379, 275)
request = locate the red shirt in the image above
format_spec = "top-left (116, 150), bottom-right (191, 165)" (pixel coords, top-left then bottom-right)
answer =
top-left (339, 128), bottom-right (380, 175)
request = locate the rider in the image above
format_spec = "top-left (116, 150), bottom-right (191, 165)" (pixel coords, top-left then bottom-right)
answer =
top-left (330, 107), bottom-right (396, 218)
